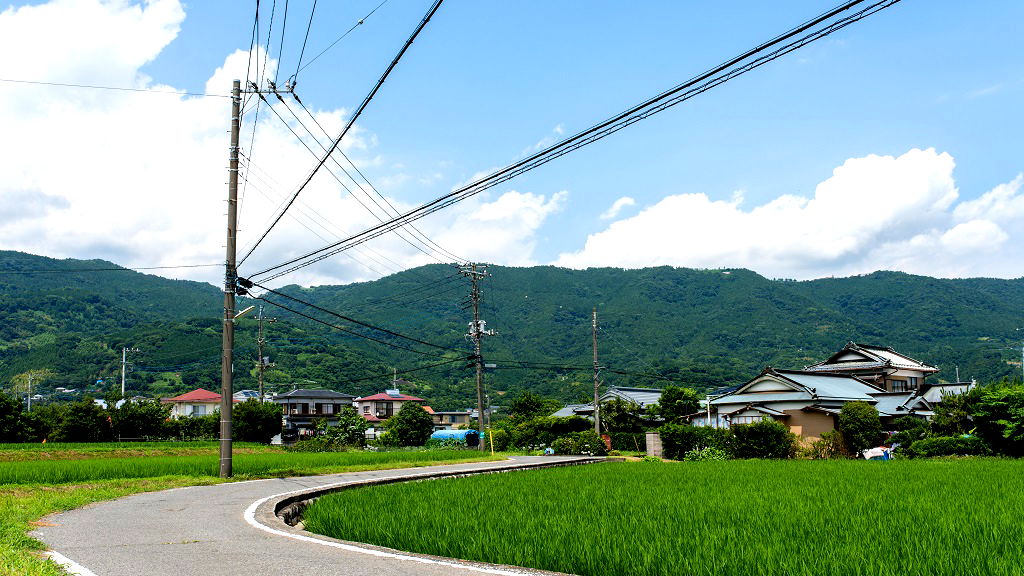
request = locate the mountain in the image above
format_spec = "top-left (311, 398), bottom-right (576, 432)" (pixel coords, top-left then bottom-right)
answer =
top-left (1, 251), bottom-right (1021, 410)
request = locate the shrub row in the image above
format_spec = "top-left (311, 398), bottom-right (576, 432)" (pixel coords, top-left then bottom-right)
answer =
top-left (659, 420), bottom-right (796, 460)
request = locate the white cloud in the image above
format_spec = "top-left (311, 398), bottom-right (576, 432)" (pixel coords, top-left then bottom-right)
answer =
top-left (600, 196), bottom-right (636, 220)
top-left (556, 149), bottom-right (1024, 279)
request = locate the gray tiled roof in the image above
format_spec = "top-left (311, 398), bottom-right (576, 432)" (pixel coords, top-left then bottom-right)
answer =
top-left (602, 387), bottom-right (663, 408)
top-left (552, 403), bottom-right (593, 418)
top-left (272, 388), bottom-right (355, 401)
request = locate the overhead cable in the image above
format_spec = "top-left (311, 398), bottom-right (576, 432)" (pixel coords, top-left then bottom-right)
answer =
top-left (248, 0), bottom-right (901, 282)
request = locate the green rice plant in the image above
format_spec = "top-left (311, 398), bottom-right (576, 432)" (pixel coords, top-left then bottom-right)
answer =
top-left (304, 459), bottom-right (1024, 576)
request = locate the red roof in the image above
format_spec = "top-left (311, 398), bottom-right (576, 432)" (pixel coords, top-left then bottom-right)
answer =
top-left (161, 388), bottom-right (222, 403)
top-left (422, 405), bottom-right (435, 414)
top-left (360, 412), bottom-right (382, 422)
top-left (355, 392), bottom-right (424, 402)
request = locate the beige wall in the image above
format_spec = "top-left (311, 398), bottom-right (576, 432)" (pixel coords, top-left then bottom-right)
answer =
top-left (784, 410), bottom-right (836, 441)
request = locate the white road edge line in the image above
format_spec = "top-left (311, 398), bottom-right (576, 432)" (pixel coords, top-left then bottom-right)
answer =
top-left (243, 478), bottom-right (534, 576)
top-left (45, 550), bottom-right (100, 576)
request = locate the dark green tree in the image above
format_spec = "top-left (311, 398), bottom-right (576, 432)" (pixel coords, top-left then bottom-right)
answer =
top-left (507, 391), bottom-right (559, 423)
top-left (383, 402), bottom-right (434, 446)
top-left (53, 398), bottom-right (113, 442)
top-left (0, 392), bottom-right (27, 442)
top-left (971, 383), bottom-right (1024, 457)
top-left (233, 400), bottom-right (283, 444)
top-left (110, 400), bottom-right (170, 440)
top-left (731, 419), bottom-right (795, 459)
top-left (600, 397), bottom-right (648, 433)
top-left (838, 401), bottom-right (882, 455)
top-left (654, 386), bottom-right (702, 424)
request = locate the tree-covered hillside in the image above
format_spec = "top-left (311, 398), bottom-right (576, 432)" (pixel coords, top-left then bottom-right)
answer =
top-left (1, 251), bottom-right (1021, 410)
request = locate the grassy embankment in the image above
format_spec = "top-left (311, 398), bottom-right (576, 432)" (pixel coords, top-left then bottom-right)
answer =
top-left (305, 459), bottom-right (1024, 576)
top-left (0, 442), bottom-right (500, 576)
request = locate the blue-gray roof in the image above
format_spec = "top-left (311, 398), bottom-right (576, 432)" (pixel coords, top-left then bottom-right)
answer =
top-left (711, 369), bottom-right (878, 406)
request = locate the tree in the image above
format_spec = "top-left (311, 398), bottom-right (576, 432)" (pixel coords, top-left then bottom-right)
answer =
top-left (971, 383), bottom-right (1024, 457)
top-left (507, 391), bottom-right (558, 423)
top-left (599, 397), bottom-right (648, 432)
top-left (110, 399), bottom-right (170, 440)
top-left (53, 398), bottom-right (112, 442)
top-left (654, 386), bottom-right (702, 424)
top-left (838, 401), bottom-right (881, 455)
top-left (0, 392), bottom-right (28, 442)
top-left (318, 406), bottom-right (370, 446)
top-left (233, 399), bottom-right (283, 444)
top-left (383, 402), bottom-right (434, 446)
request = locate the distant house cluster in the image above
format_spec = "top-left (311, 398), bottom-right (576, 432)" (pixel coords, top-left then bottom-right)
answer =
top-left (161, 378), bottom-right (475, 441)
top-left (554, 342), bottom-right (972, 443)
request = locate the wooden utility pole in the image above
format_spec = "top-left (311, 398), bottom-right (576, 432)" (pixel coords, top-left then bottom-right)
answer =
top-left (593, 307), bottom-right (600, 435)
top-left (461, 264), bottom-right (493, 451)
top-left (220, 79), bottom-right (241, 479)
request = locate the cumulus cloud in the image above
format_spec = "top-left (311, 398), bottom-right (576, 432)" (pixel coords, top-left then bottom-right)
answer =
top-left (0, 0), bottom-right (567, 287)
top-left (555, 149), bottom-right (1023, 279)
top-left (600, 196), bottom-right (636, 220)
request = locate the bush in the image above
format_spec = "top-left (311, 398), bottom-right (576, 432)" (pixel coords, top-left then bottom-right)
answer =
top-left (808, 430), bottom-right (848, 459)
top-left (508, 416), bottom-right (592, 449)
top-left (424, 438), bottom-right (466, 450)
top-left (683, 446), bottom-right (729, 461)
top-left (52, 398), bottom-right (112, 443)
top-left (383, 403), bottom-right (435, 447)
top-left (0, 392), bottom-right (29, 443)
top-left (972, 385), bottom-right (1024, 457)
top-left (167, 413), bottom-right (220, 440)
top-left (838, 401), bottom-right (882, 455)
top-left (889, 416), bottom-right (930, 454)
top-left (551, 430), bottom-right (608, 456)
top-left (288, 436), bottom-right (348, 452)
top-left (489, 428), bottom-right (511, 452)
top-left (659, 424), bottom-right (733, 460)
top-left (731, 419), bottom-right (795, 459)
top-left (640, 455), bottom-right (661, 462)
top-left (609, 432), bottom-right (646, 452)
top-left (110, 400), bottom-right (171, 440)
top-left (906, 435), bottom-right (989, 458)
top-left (317, 407), bottom-right (369, 447)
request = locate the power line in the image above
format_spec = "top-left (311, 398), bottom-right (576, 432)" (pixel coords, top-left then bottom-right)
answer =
top-left (273, 0), bottom-right (291, 87)
top-left (248, 0), bottom-right (901, 282)
top-left (293, 0), bottom-right (390, 80)
top-left (239, 0), bottom-right (446, 266)
top-left (247, 279), bottom-right (465, 354)
top-left (292, 0), bottom-right (318, 85)
top-left (0, 78), bottom-right (229, 98)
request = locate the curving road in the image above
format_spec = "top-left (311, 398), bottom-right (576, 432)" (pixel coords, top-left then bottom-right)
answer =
top-left (32, 456), bottom-right (594, 576)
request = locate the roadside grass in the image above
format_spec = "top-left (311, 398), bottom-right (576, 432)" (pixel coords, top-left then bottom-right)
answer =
top-left (1, 445), bottom-right (500, 576)
top-left (0, 441), bottom-right (276, 462)
top-left (304, 458), bottom-right (1024, 576)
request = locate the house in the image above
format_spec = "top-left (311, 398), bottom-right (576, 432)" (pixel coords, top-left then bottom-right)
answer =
top-left (354, 388), bottom-right (433, 439)
top-left (433, 410), bottom-right (473, 430)
top-left (552, 386), bottom-right (664, 419)
top-left (803, 342), bottom-right (939, 392)
top-left (161, 388), bottom-right (235, 418)
top-left (692, 343), bottom-right (953, 441)
top-left (271, 388), bottom-right (356, 436)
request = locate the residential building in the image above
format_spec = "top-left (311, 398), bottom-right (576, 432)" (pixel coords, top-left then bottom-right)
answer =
top-left (433, 410), bottom-right (473, 430)
top-left (161, 388), bottom-right (234, 418)
top-left (551, 386), bottom-right (664, 418)
top-left (354, 387), bottom-right (432, 439)
top-left (803, 342), bottom-right (939, 392)
top-left (271, 388), bottom-right (356, 436)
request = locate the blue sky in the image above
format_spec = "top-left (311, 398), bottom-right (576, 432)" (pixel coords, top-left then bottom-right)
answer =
top-left (1, 0), bottom-right (1022, 285)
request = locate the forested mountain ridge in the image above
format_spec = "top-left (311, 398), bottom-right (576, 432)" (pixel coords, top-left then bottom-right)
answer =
top-left (1, 251), bottom-right (1021, 410)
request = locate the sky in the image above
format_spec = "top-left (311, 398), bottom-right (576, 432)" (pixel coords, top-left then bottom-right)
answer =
top-left (1, 0), bottom-right (1022, 287)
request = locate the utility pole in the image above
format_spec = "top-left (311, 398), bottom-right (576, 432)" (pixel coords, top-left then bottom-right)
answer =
top-left (593, 307), bottom-right (600, 435)
top-left (220, 79), bottom-right (241, 479)
top-left (27, 372), bottom-right (33, 412)
top-left (461, 264), bottom-right (494, 451)
top-left (256, 305), bottom-right (276, 402)
top-left (120, 346), bottom-right (139, 398)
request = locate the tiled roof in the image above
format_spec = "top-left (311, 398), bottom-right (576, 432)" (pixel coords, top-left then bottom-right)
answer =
top-left (552, 404), bottom-right (593, 418)
top-left (711, 369), bottom-right (879, 406)
top-left (360, 413), bottom-right (382, 422)
top-left (603, 387), bottom-right (663, 408)
top-left (806, 342), bottom-right (938, 373)
top-left (355, 392), bottom-right (424, 402)
top-left (272, 388), bottom-right (355, 401)
top-left (161, 388), bottom-right (221, 403)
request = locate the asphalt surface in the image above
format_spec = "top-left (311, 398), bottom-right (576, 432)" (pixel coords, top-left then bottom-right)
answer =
top-left (32, 456), bottom-right (596, 576)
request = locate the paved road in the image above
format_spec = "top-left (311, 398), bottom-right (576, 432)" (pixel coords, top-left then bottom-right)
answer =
top-left (32, 456), bottom-right (594, 576)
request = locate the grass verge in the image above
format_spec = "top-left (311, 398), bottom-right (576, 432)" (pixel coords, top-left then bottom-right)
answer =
top-left (1, 446), bottom-right (499, 576)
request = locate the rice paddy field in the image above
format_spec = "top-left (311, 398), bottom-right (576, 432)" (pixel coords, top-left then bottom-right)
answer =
top-left (304, 459), bottom-right (1024, 576)
top-left (0, 442), bottom-right (498, 576)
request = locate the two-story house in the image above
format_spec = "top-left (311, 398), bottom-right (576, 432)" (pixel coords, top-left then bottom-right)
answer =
top-left (272, 388), bottom-right (356, 437)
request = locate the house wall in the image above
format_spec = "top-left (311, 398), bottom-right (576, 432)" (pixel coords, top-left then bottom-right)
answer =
top-left (169, 402), bottom-right (219, 418)
top-left (783, 410), bottom-right (835, 441)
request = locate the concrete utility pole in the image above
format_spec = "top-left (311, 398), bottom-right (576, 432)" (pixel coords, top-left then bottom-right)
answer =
top-left (593, 307), bottom-right (600, 435)
top-left (461, 264), bottom-right (494, 451)
top-left (27, 372), bottom-right (33, 412)
top-left (120, 346), bottom-right (139, 398)
top-left (256, 305), bottom-right (276, 402)
top-left (220, 79), bottom-right (241, 479)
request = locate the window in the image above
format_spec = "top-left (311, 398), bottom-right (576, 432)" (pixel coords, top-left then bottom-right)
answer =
top-left (322, 404), bottom-right (334, 415)
top-left (908, 376), bottom-right (919, 389)
top-left (375, 402), bottom-right (393, 419)
top-left (191, 405), bottom-right (206, 416)
top-left (362, 405), bottom-right (369, 414)
top-left (730, 415), bottom-right (763, 425)
top-left (889, 379), bottom-right (910, 393)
